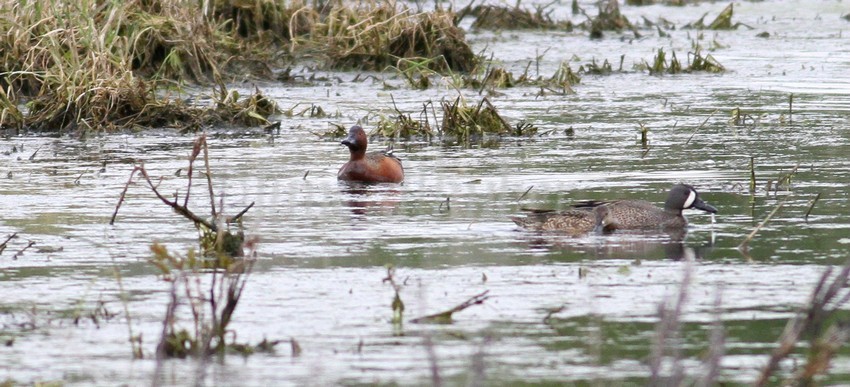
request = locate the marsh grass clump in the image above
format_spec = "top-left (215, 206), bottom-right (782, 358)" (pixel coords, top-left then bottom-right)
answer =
top-left (461, 66), bottom-right (518, 91)
top-left (441, 97), bottom-right (512, 140)
top-left (583, 0), bottom-right (636, 39)
top-left (579, 58), bottom-right (615, 75)
top-left (546, 61), bottom-right (581, 93)
top-left (460, 4), bottom-right (573, 30)
top-left (688, 50), bottom-right (726, 73)
top-left (306, 4), bottom-right (476, 73)
top-left (374, 107), bottom-right (435, 139)
top-left (645, 48), bottom-right (726, 75)
top-left (0, 0), bottom-right (281, 133)
top-left (686, 3), bottom-right (751, 30)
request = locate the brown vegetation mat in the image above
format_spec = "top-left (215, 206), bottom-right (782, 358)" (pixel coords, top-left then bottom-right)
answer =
top-left (0, 0), bottom-right (477, 133)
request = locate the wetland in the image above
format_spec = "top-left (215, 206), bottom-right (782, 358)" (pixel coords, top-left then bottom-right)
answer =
top-left (2, 0), bottom-right (850, 385)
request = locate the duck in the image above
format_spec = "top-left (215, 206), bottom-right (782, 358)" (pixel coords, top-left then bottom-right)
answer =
top-left (511, 184), bottom-right (717, 234)
top-left (337, 125), bottom-right (404, 183)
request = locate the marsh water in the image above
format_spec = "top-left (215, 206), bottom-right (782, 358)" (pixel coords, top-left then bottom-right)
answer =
top-left (3, 0), bottom-right (850, 385)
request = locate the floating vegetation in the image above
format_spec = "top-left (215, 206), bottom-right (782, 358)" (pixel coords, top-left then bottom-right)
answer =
top-left (686, 3), bottom-right (751, 30)
top-left (374, 100), bottom-right (436, 139)
top-left (688, 50), bottom-right (726, 73)
top-left (478, 67), bottom-right (517, 89)
top-left (441, 97), bottom-right (512, 140)
top-left (583, 0), bottom-right (637, 39)
top-left (644, 48), bottom-right (726, 75)
top-left (460, 3), bottom-right (573, 30)
top-left (578, 58), bottom-right (616, 76)
top-left (546, 61), bottom-right (581, 93)
top-left (461, 59), bottom-right (580, 95)
top-left (513, 121), bottom-right (539, 136)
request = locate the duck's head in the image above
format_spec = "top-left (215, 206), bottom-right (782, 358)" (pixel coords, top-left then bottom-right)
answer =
top-left (666, 184), bottom-right (717, 214)
top-left (341, 125), bottom-right (368, 153)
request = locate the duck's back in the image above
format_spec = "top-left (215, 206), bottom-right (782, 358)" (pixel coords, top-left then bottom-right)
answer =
top-left (598, 200), bottom-right (685, 230)
top-left (510, 209), bottom-right (599, 235)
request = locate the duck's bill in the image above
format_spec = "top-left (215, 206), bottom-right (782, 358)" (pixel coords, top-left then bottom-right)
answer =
top-left (693, 199), bottom-right (718, 214)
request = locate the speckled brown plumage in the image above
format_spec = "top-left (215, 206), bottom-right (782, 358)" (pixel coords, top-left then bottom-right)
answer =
top-left (512, 184), bottom-right (717, 235)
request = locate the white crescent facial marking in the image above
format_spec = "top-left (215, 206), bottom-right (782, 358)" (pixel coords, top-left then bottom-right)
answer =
top-left (683, 190), bottom-right (697, 209)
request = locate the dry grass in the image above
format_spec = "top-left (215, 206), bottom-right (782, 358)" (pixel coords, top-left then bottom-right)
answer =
top-left (0, 0), bottom-right (477, 132)
top-left (297, 3), bottom-right (476, 73)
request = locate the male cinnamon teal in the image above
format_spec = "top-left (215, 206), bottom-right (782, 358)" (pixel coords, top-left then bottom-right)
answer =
top-left (337, 125), bottom-right (404, 183)
top-left (511, 184), bottom-right (717, 234)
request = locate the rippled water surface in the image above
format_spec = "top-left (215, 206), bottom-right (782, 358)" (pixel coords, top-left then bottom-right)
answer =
top-left (2, 0), bottom-right (850, 385)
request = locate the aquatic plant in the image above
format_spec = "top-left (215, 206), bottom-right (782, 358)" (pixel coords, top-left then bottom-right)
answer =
top-left (686, 3), bottom-right (752, 30)
top-left (150, 240), bottom-right (260, 359)
top-left (459, 3), bottom-right (573, 31)
top-left (583, 0), bottom-right (636, 39)
top-left (110, 134), bottom-right (254, 258)
top-left (578, 58), bottom-right (615, 75)
top-left (440, 96), bottom-right (512, 141)
top-left (645, 48), bottom-right (726, 75)
top-left (373, 99), bottom-right (435, 139)
top-left (108, 134), bottom-right (268, 358)
top-left (382, 266), bottom-right (406, 326)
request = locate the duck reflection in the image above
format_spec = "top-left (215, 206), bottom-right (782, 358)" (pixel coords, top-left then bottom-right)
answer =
top-left (340, 182), bottom-right (401, 216)
top-left (521, 230), bottom-right (714, 261)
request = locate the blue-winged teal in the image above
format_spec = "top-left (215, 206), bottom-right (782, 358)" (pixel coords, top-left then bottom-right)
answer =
top-left (511, 184), bottom-right (717, 234)
top-left (338, 125), bottom-right (404, 183)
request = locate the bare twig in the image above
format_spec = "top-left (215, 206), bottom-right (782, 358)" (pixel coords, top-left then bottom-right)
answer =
top-left (184, 136), bottom-right (203, 208)
top-left (804, 193), bottom-right (821, 221)
top-left (424, 334), bottom-right (442, 387)
top-left (11, 240), bottom-right (35, 260)
top-left (788, 93), bottom-right (793, 125)
top-left (110, 166), bottom-right (143, 225)
top-left (227, 202), bottom-right (256, 223)
top-left (201, 134), bottom-right (217, 219)
top-left (0, 232), bottom-right (18, 255)
top-left (686, 109), bottom-right (717, 145)
top-left (137, 167), bottom-right (217, 232)
top-left (738, 196), bottom-right (790, 251)
top-left (697, 287), bottom-right (725, 387)
top-left (516, 185), bottom-right (533, 202)
top-left (410, 290), bottom-right (490, 324)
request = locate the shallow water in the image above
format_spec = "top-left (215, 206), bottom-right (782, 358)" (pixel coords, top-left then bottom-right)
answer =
top-left (3, 0), bottom-right (850, 385)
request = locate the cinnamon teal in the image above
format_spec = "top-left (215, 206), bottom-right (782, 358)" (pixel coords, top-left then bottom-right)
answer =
top-left (337, 125), bottom-right (404, 183)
